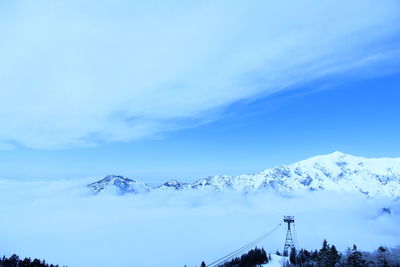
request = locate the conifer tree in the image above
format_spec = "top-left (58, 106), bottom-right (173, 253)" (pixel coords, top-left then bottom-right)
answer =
top-left (345, 244), bottom-right (364, 267)
top-left (330, 245), bottom-right (341, 266)
top-left (316, 239), bottom-right (340, 267)
top-left (377, 246), bottom-right (389, 267)
top-left (290, 247), bottom-right (297, 265)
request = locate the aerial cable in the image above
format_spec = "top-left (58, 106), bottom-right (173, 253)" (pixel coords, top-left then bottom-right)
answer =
top-left (206, 222), bottom-right (281, 267)
top-left (206, 222), bottom-right (283, 267)
top-left (293, 223), bottom-right (303, 267)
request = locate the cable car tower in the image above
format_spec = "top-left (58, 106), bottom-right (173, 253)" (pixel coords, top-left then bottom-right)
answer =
top-left (283, 216), bottom-right (295, 256)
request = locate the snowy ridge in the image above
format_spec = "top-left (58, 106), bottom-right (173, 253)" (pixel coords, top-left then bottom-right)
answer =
top-left (87, 152), bottom-right (400, 198)
top-left (87, 174), bottom-right (151, 194)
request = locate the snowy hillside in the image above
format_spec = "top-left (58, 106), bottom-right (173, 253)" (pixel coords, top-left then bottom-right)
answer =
top-left (87, 152), bottom-right (400, 198)
top-left (262, 254), bottom-right (287, 267)
top-left (87, 174), bottom-right (151, 194)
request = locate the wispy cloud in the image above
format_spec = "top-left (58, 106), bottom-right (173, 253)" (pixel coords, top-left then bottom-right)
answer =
top-left (1, 0), bottom-right (399, 149)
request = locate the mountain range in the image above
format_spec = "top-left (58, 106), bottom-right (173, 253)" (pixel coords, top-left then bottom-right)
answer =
top-left (87, 151), bottom-right (400, 198)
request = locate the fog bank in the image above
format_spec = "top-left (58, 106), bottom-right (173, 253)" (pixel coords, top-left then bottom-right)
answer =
top-left (0, 179), bottom-right (398, 267)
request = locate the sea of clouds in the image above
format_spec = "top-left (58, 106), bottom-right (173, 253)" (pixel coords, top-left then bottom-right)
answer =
top-left (0, 178), bottom-right (399, 267)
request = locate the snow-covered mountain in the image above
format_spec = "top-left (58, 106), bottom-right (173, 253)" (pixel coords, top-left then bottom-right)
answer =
top-left (87, 174), bottom-right (151, 194)
top-left (87, 152), bottom-right (400, 198)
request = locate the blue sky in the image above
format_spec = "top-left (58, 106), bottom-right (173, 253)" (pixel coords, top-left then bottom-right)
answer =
top-left (1, 1), bottom-right (400, 183)
top-left (2, 72), bottom-right (400, 183)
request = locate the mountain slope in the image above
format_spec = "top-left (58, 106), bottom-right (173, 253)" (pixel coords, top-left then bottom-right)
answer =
top-left (87, 152), bottom-right (400, 198)
top-left (87, 174), bottom-right (151, 194)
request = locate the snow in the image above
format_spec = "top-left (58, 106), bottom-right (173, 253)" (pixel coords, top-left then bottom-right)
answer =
top-left (263, 254), bottom-right (287, 267)
top-left (87, 174), bottom-right (151, 194)
top-left (88, 152), bottom-right (400, 198)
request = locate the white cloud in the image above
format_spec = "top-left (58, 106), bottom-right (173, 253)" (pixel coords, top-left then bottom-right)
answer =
top-left (0, 0), bottom-right (399, 149)
top-left (0, 179), bottom-right (398, 267)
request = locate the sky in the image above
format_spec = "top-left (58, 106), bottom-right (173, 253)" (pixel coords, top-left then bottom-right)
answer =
top-left (1, 2), bottom-right (400, 266)
top-left (1, 0), bottom-right (400, 183)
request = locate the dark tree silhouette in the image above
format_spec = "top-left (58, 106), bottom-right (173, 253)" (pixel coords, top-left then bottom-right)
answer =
top-left (0, 253), bottom-right (62, 267)
top-left (315, 239), bottom-right (340, 267)
top-left (345, 244), bottom-right (365, 267)
top-left (218, 247), bottom-right (268, 267)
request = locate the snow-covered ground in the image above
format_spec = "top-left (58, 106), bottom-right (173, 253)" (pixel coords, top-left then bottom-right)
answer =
top-left (263, 254), bottom-right (287, 267)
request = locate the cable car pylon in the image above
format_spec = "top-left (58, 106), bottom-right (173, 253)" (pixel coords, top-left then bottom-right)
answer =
top-left (283, 216), bottom-right (295, 257)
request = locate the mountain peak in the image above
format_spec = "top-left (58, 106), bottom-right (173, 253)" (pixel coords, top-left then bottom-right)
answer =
top-left (88, 174), bottom-right (150, 194)
top-left (294, 151), bottom-right (358, 168)
top-left (310, 151), bottom-right (351, 160)
top-left (329, 151), bottom-right (347, 157)
top-left (87, 152), bottom-right (400, 198)
top-left (103, 174), bottom-right (133, 181)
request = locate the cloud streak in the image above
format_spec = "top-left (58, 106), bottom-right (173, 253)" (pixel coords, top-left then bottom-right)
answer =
top-left (1, 0), bottom-right (399, 149)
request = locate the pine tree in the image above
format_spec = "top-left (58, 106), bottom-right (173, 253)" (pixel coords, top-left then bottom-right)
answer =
top-left (317, 239), bottom-right (330, 267)
top-left (377, 246), bottom-right (389, 267)
top-left (329, 245), bottom-right (341, 266)
top-left (345, 244), bottom-right (364, 267)
top-left (299, 249), bottom-right (312, 264)
top-left (316, 239), bottom-right (340, 267)
top-left (290, 247), bottom-right (297, 265)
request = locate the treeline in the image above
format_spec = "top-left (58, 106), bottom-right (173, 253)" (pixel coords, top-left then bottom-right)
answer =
top-left (286, 239), bottom-right (400, 267)
top-left (195, 248), bottom-right (269, 267)
top-left (197, 240), bottom-right (400, 267)
top-left (218, 247), bottom-right (269, 267)
top-left (0, 254), bottom-right (64, 267)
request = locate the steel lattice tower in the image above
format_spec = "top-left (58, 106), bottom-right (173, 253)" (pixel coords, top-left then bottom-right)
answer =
top-left (283, 216), bottom-right (295, 256)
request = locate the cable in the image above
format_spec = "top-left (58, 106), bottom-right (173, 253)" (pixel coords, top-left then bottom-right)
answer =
top-left (206, 223), bottom-right (281, 267)
top-left (206, 222), bottom-right (283, 267)
top-left (206, 223), bottom-right (282, 267)
top-left (293, 223), bottom-right (303, 267)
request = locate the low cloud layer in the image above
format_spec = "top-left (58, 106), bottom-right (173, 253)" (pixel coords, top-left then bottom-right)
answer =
top-left (0, 179), bottom-right (398, 267)
top-left (1, 0), bottom-right (399, 149)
